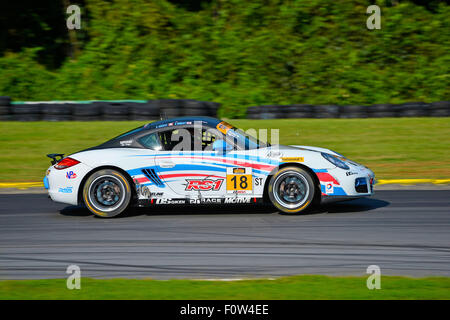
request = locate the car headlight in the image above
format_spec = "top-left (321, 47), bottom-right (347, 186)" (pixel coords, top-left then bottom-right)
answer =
top-left (321, 152), bottom-right (350, 170)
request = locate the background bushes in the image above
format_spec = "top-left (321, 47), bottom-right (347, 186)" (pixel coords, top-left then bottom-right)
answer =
top-left (0, 0), bottom-right (448, 119)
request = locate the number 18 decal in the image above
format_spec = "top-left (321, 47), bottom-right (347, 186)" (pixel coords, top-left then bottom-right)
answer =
top-left (226, 167), bottom-right (252, 194)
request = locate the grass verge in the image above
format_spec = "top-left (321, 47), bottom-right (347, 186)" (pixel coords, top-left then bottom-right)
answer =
top-left (0, 118), bottom-right (449, 182)
top-left (1, 275), bottom-right (449, 300)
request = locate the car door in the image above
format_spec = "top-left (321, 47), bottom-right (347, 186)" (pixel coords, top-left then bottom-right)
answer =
top-left (154, 124), bottom-right (228, 200)
top-left (217, 123), bottom-right (277, 199)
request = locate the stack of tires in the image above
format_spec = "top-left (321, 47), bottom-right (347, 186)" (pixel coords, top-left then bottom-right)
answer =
top-left (0, 96), bottom-right (11, 121)
top-left (12, 103), bottom-right (42, 121)
top-left (129, 101), bottom-right (160, 120)
top-left (367, 104), bottom-right (396, 118)
top-left (0, 98), bottom-right (220, 121)
top-left (71, 103), bottom-right (101, 121)
top-left (429, 101), bottom-right (450, 117)
top-left (41, 103), bottom-right (73, 121)
top-left (99, 102), bottom-right (129, 121)
top-left (246, 101), bottom-right (449, 119)
top-left (394, 102), bottom-right (429, 117)
top-left (314, 105), bottom-right (340, 118)
top-left (247, 104), bottom-right (314, 119)
top-left (339, 105), bottom-right (368, 118)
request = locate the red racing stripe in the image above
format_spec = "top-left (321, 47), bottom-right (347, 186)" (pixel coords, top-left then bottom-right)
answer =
top-left (316, 172), bottom-right (340, 185)
top-left (135, 177), bottom-right (150, 183)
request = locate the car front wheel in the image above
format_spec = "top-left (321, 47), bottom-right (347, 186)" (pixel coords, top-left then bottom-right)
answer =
top-left (82, 169), bottom-right (132, 218)
top-left (268, 166), bottom-right (315, 214)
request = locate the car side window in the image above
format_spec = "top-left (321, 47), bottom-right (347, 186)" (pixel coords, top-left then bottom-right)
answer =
top-left (138, 133), bottom-right (162, 151)
top-left (158, 129), bottom-right (183, 151)
top-left (157, 126), bottom-right (223, 151)
top-left (200, 128), bottom-right (221, 151)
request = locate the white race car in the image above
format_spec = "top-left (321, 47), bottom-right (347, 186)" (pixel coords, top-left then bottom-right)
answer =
top-left (45, 117), bottom-right (375, 218)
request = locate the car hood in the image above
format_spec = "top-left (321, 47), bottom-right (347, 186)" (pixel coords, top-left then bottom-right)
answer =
top-left (270, 144), bottom-right (341, 157)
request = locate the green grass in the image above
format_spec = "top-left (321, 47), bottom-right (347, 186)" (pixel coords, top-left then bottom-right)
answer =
top-left (1, 275), bottom-right (449, 300)
top-left (0, 118), bottom-right (449, 182)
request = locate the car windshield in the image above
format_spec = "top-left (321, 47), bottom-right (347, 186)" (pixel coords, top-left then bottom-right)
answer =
top-left (227, 126), bottom-right (270, 150)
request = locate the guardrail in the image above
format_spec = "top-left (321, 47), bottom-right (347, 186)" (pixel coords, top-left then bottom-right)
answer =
top-left (0, 98), bottom-right (220, 121)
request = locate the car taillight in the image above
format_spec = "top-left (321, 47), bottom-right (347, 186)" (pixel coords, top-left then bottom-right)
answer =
top-left (54, 157), bottom-right (80, 170)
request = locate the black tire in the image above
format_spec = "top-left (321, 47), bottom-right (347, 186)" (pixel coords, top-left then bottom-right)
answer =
top-left (41, 103), bottom-right (72, 115)
top-left (314, 105), bottom-right (339, 118)
top-left (183, 108), bottom-right (211, 116)
top-left (13, 114), bottom-right (41, 121)
top-left (72, 103), bottom-right (101, 116)
top-left (99, 102), bottom-right (129, 117)
top-left (82, 169), bottom-right (132, 218)
top-left (0, 106), bottom-right (10, 115)
top-left (246, 106), bottom-right (260, 114)
top-left (367, 104), bottom-right (396, 117)
top-left (429, 101), bottom-right (449, 117)
top-left (268, 166), bottom-right (315, 214)
top-left (204, 101), bottom-right (220, 117)
top-left (288, 104), bottom-right (313, 114)
top-left (42, 114), bottom-right (72, 121)
top-left (72, 115), bottom-right (101, 121)
top-left (11, 103), bottom-right (42, 121)
top-left (129, 114), bottom-right (160, 121)
top-left (131, 101), bottom-right (160, 117)
top-left (158, 99), bottom-right (184, 117)
top-left (12, 104), bottom-right (41, 114)
top-left (247, 113), bottom-right (261, 119)
top-left (259, 105), bottom-right (282, 119)
top-left (285, 112), bottom-right (313, 119)
top-left (395, 102), bottom-right (429, 117)
top-left (339, 105), bottom-right (368, 118)
top-left (182, 99), bottom-right (203, 109)
top-left (158, 99), bottom-right (183, 109)
top-left (182, 100), bottom-right (213, 116)
top-left (161, 108), bottom-right (182, 117)
top-left (102, 114), bottom-right (130, 121)
top-left (0, 114), bottom-right (12, 121)
top-left (0, 96), bottom-right (11, 106)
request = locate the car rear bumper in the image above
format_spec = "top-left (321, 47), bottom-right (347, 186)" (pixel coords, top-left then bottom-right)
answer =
top-left (45, 162), bottom-right (92, 206)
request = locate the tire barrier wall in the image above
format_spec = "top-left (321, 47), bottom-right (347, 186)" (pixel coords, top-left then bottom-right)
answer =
top-left (246, 102), bottom-right (450, 119)
top-left (0, 98), bottom-right (220, 121)
top-left (1, 97), bottom-right (449, 121)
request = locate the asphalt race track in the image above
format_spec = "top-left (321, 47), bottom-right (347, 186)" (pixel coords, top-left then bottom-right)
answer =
top-left (0, 190), bottom-right (449, 279)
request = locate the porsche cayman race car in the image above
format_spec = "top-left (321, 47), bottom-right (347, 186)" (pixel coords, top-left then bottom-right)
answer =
top-left (45, 117), bottom-right (375, 218)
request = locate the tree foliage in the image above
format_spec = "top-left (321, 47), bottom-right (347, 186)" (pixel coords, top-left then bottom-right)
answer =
top-left (0, 0), bottom-right (448, 118)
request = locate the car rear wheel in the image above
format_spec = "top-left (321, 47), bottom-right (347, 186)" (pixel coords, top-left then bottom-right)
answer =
top-left (82, 169), bottom-right (132, 218)
top-left (268, 166), bottom-right (315, 214)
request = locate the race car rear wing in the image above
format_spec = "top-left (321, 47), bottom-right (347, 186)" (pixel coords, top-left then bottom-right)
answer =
top-left (47, 153), bottom-right (64, 165)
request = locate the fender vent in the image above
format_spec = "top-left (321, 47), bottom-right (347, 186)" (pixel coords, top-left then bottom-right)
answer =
top-left (142, 168), bottom-right (164, 186)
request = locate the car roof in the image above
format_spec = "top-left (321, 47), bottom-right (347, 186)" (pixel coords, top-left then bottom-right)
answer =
top-left (79, 117), bottom-right (226, 152)
top-left (143, 116), bottom-right (222, 130)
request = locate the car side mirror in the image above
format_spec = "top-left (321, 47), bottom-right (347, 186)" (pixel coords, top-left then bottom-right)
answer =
top-left (212, 140), bottom-right (233, 152)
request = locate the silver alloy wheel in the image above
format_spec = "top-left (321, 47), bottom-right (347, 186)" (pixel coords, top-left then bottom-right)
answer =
top-left (88, 175), bottom-right (126, 212)
top-left (272, 171), bottom-right (310, 209)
